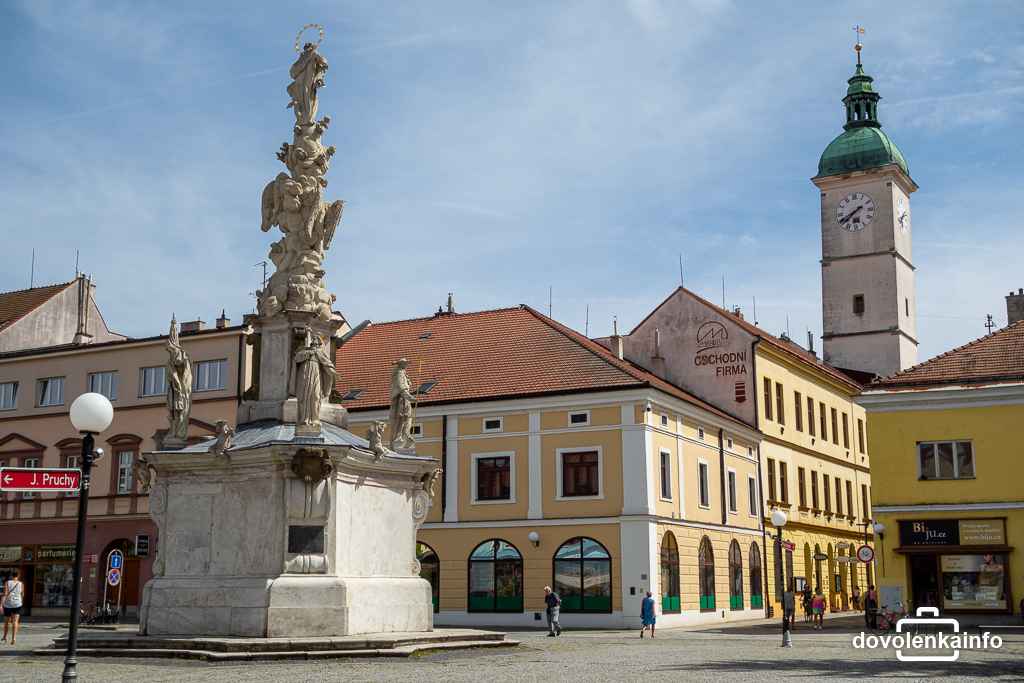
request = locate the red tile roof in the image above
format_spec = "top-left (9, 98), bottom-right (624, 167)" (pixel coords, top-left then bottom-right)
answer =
top-left (0, 281), bottom-right (74, 333)
top-left (871, 320), bottom-right (1024, 389)
top-left (630, 287), bottom-right (863, 392)
top-left (333, 305), bottom-right (748, 428)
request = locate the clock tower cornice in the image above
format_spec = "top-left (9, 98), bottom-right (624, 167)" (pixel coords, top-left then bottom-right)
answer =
top-left (812, 164), bottom-right (918, 196)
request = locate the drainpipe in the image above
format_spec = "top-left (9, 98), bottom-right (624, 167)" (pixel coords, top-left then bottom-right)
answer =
top-left (441, 414), bottom-right (448, 518)
top-left (752, 337), bottom-right (770, 618)
top-left (718, 428), bottom-right (726, 526)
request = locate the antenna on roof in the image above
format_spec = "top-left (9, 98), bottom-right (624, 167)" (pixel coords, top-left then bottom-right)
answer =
top-left (75, 249), bottom-right (80, 277)
top-left (679, 253), bottom-right (684, 287)
top-left (985, 314), bottom-right (995, 334)
top-left (753, 296), bottom-right (758, 326)
top-left (585, 304), bottom-right (590, 337)
top-left (786, 314), bottom-right (791, 338)
top-left (721, 275), bottom-right (726, 309)
top-left (548, 286), bottom-right (552, 318)
top-left (30, 248), bottom-right (35, 288)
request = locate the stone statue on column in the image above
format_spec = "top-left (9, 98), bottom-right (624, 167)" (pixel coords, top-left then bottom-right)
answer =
top-left (165, 316), bottom-right (192, 447)
top-left (293, 327), bottom-right (336, 431)
top-left (389, 358), bottom-right (415, 450)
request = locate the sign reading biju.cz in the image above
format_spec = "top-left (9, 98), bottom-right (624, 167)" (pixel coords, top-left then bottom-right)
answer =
top-left (0, 467), bottom-right (81, 493)
top-left (899, 519), bottom-right (1006, 547)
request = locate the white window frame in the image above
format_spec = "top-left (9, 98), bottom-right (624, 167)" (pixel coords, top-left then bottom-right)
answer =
top-left (470, 451), bottom-right (516, 504)
top-left (0, 381), bottom-right (17, 410)
top-left (88, 371), bottom-right (119, 401)
top-left (660, 413), bottom-right (669, 428)
top-left (747, 474), bottom-right (758, 517)
top-left (116, 450), bottom-right (135, 495)
top-left (917, 440), bottom-right (976, 480)
top-left (567, 410), bottom-right (591, 427)
top-left (659, 449), bottom-right (672, 501)
top-left (697, 459), bottom-right (710, 509)
top-left (21, 457), bottom-right (39, 498)
top-left (139, 366), bottom-right (166, 397)
top-left (726, 437), bottom-right (734, 450)
top-left (555, 446), bottom-right (604, 501)
top-left (482, 416), bottom-right (504, 434)
top-left (727, 468), bottom-right (738, 514)
top-left (64, 453), bottom-right (80, 497)
top-left (193, 359), bottom-right (228, 392)
top-left (37, 376), bottom-right (64, 407)
top-left (698, 426), bottom-right (705, 441)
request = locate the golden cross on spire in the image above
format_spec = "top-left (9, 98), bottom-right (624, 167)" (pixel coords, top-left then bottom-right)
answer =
top-left (853, 25), bottom-right (865, 65)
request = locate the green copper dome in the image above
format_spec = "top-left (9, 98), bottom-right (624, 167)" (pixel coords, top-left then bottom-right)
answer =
top-left (816, 59), bottom-right (910, 178)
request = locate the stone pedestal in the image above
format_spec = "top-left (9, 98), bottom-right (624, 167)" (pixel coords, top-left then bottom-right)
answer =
top-left (139, 423), bottom-right (438, 637)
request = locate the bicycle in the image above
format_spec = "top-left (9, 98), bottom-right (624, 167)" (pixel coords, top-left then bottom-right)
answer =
top-left (875, 602), bottom-right (907, 633)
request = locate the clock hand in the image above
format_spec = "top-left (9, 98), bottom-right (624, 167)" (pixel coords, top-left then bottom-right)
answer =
top-left (841, 206), bottom-right (863, 225)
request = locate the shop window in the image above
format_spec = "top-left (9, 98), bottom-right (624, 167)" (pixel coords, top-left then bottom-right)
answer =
top-left (941, 554), bottom-right (1008, 610)
top-left (558, 449), bottom-right (600, 498)
top-left (553, 537), bottom-right (612, 613)
top-left (660, 533), bottom-right (680, 613)
top-left (918, 441), bottom-right (975, 480)
top-left (729, 540), bottom-right (744, 610)
top-left (749, 543), bottom-right (763, 609)
top-left (468, 539), bottom-right (523, 612)
top-left (473, 453), bottom-right (512, 502)
top-left (417, 542), bottom-right (440, 613)
top-left (698, 536), bottom-right (716, 611)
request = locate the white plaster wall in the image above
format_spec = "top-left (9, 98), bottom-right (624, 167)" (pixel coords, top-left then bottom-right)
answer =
top-left (334, 478), bottom-right (416, 577)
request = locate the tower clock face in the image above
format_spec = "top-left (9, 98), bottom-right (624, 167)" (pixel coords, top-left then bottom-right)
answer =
top-left (897, 196), bottom-right (910, 232)
top-left (836, 192), bottom-right (875, 231)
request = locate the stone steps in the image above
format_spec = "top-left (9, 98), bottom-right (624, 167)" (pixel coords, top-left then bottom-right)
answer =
top-left (36, 628), bottom-right (517, 661)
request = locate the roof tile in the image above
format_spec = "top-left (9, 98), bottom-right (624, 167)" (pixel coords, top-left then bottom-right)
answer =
top-left (0, 281), bottom-right (74, 333)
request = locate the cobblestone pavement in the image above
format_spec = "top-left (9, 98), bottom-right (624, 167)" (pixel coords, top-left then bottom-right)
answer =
top-left (2, 617), bottom-right (1022, 682)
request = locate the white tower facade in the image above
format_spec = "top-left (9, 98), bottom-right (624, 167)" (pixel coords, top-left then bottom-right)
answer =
top-left (813, 50), bottom-right (918, 378)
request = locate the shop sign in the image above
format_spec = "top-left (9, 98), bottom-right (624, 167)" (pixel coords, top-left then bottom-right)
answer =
top-left (899, 519), bottom-right (1006, 547)
top-left (0, 546), bottom-right (21, 563)
top-left (37, 544), bottom-right (76, 561)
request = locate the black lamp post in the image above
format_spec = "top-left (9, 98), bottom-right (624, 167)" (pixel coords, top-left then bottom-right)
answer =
top-left (770, 509), bottom-right (791, 647)
top-left (63, 392), bottom-right (113, 683)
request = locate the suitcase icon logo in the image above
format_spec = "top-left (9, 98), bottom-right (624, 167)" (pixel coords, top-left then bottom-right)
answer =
top-left (896, 607), bottom-right (960, 662)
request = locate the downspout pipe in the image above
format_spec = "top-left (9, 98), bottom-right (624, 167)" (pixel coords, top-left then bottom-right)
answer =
top-left (751, 337), bottom-right (770, 618)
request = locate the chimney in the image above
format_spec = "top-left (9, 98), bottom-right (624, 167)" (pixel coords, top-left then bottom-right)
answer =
top-left (610, 317), bottom-right (624, 360)
top-left (807, 331), bottom-right (816, 357)
top-left (732, 306), bottom-right (743, 320)
top-left (180, 319), bottom-right (205, 333)
top-left (446, 292), bottom-right (456, 314)
top-left (73, 275), bottom-right (94, 345)
top-left (216, 309), bottom-right (230, 329)
top-left (651, 328), bottom-right (666, 377)
top-left (1007, 288), bottom-right (1024, 325)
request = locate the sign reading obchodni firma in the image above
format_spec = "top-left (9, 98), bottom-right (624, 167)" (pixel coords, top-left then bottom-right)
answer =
top-left (898, 519), bottom-right (1007, 547)
top-left (694, 322), bottom-right (748, 378)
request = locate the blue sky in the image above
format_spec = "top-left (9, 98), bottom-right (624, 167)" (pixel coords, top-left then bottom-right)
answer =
top-left (2, 1), bottom-right (1021, 363)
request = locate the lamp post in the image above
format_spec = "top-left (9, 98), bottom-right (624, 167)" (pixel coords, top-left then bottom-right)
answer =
top-left (770, 509), bottom-right (791, 648)
top-left (872, 522), bottom-right (886, 577)
top-left (63, 392), bottom-right (114, 683)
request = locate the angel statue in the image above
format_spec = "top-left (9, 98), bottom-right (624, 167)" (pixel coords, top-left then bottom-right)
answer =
top-left (389, 358), bottom-right (416, 450)
top-left (293, 327), bottom-right (336, 429)
top-left (165, 316), bottom-right (192, 445)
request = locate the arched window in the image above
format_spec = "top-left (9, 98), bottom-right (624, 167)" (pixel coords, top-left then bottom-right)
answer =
top-left (729, 540), bottom-right (744, 610)
top-left (468, 539), bottom-right (523, 612)
top-left (553, 537), bottom-right (612, 613)
top-left (698, 536), bottom-right (715, 611)
top-left (660, 532), bottom-right (680, 613)
top-left (417, 542), bottom-right (439, 613)
top-left (749, 543), bottom-right (763, 608)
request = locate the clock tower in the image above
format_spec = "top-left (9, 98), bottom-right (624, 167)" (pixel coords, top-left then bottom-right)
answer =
top-left (813, 44), bottom-right (918, 379)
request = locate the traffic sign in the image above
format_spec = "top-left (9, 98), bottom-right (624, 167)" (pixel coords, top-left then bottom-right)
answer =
top-left (0, 467), bottom-right (81, 493)
top-left (813, 552), bottom-right (829, 561)
top-left (109, 550), bottom-right (123, 570)
top-left (781, 540), bottom-right (796, 551)
top-left (857, 544), bottom-right (875, 563)
top-left (107, 568), bottom-right (121, 587)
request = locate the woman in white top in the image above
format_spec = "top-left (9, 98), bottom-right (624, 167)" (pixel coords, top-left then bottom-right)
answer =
top-left (2, 567), bottom-right (24, 645)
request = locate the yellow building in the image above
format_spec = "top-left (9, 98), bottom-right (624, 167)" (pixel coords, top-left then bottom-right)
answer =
top-left (335, 305), bottom-right (765, 628)
top-left (611, 288), bottom-right (875, 615)
top-left (859, 320), bottom-right (1024, 616)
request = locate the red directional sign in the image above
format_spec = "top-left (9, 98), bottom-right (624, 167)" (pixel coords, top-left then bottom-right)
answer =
top-left (0, 467), bottom-right (82, 493)
top-left (782, 540), bottom-right (796, 551)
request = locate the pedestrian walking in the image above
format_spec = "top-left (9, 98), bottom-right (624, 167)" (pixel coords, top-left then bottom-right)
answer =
top-left (801, 585), bottom-right (813, 622)
top-left (864, 584), bottom-right (878, 630)
top-left (640, 591), bottom-right (656, 639)
top-left (2, 568), bottom-right (24, 645)
top-left (852, 585), bottom-right (861, 611)
top-left (811, 588), bottom-right (826, 630)
top-left (782, 580), bottom-right (796, 631)
top-left (543, 586), bottom-right (562, 637)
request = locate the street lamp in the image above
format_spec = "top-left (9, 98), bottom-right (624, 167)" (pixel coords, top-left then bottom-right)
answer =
top-left (770, 509), bottom-right (791, 648)
top-left (63, 392), bottom-right (113, 682)
top-left (872, 522), bottom-right (886, 576)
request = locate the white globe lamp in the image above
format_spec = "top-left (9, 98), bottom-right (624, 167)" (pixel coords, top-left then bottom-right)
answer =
top-left (872, 522), bottom-right (885, 536)
top-left (770, 509), bottom-right (788, 528)
top-left (69, 392), bottom-right (114, 434)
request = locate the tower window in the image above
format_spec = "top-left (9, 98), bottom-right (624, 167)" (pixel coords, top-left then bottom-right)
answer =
top-left (853, 294), bottom-right (865, 316)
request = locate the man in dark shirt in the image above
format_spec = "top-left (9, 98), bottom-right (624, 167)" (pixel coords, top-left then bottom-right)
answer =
top-left (543, 586), bottom-right (562, 636)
